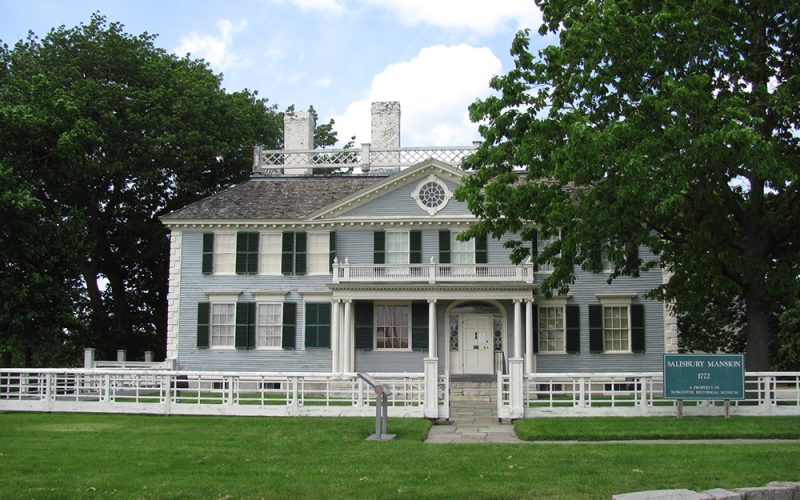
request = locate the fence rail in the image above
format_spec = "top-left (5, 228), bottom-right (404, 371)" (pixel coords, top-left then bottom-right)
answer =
top-left (497, 371), bottom-right (800, 418)
top-left (0, 369), bottom-right (427, 418)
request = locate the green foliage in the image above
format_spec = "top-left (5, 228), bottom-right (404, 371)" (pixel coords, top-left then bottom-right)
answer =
top-left (458, 1), bottom-right (800, 369)
top-left (0, 14), bottom-right (282, 364)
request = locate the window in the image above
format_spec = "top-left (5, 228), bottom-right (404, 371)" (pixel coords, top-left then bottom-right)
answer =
top-left (589, 300), bottom-right (644, 353)
top-left (213, 233), bottom-right (236, 274)
top-left (386, 231), bottom-right (409, 265)
top-left (307, 232), bottom-right (330, 275)
top-left (282, 232), bottom-right (307, 275)
top-left (603, 306), bottom-right (629, 352)
top-left (411, 175), bottom-right (453, 215)
top-left (375, 304), bottom-right (410, 350)
top-left (451, 231), bottom-right (475, 265)
top-left (259, 232), bottom-right (282, 275)
top-left (256, 303), bottom-right (282, 348)
top-left (210, 303), bottom-right (236, 347)
top-left (536, 231), bottom-right (560, 272)
top-left (539, 306), bottom-right (565, 352)
top-left (305, 303), bottom-right (331, 348)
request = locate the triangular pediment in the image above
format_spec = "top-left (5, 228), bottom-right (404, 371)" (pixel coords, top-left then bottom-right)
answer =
top-left (309, 159), bottom-right (474, 221)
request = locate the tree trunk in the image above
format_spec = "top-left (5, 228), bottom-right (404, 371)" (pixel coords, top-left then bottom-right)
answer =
top-left (744, 291), bottom-right (771, 371)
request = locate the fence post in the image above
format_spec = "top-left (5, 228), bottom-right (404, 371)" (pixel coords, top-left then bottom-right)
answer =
top-left (117, 350), bottom-right (127, 366)
top-left (508, 358), bottom-right (524, 419)
top-left (84, 348), bottom-right (96, 369)
top-left (144, 351), bottom-right (154, 363)
top-left (578, 377), bottom-right (586, 407)
top-left (424, 358), bottom-right (439, 418)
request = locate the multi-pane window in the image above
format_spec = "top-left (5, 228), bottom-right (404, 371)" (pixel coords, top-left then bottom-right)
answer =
top-left (451, 231), bottom-right (475, 265)
top-left (213, 233), bottom-right (236, 274)
top-left (603, 306), bottom-right (630, 352)
top-left (386, 232), bottom-right (409, 265)
top-left (537, 232), bottom-right (560, 272)
top-left (260, 232), bottom-right (282, 275)
top-left (307, 232), bottom-right (330, 275)
top-left (282, 232), bottom-right (307, 275)
top-left (210, 303), bottom-right (235, 347)
top-left (305, 303), bottom-right (331, 348)
top-left (256, 303), bottom-right (282, 348)
top-left (375, 304), bottom-right (410, 350)
top-left (539, 306), bottom-right (565, 352)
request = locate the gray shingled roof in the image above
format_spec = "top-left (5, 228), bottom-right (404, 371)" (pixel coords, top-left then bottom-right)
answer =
top-left (162, 175), bottom-right (384, 220)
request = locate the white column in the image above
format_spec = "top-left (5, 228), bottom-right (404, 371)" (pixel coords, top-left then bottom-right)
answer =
top-left (427, 299), bottom-right (437, 358)
top-left (331, 300), bottom-right (340, 373)
top-left (513, 299), bottom-right (523, 359)
top-left (525, 299), bottom-right (534, 374)
top-left (343, 300), bottom-right (352, 372)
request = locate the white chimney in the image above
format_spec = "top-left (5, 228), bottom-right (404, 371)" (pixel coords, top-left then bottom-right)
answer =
top-left (283, 111), bottom-right (315, 175)
top-left (371, 102), bottom-right (401, 171)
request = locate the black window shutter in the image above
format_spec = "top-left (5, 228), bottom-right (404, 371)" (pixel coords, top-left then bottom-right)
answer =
top-left (631, 304), bottom-right (645, 353)
top-left (411, 301), bottom-right (429, 351)
top-left (475, 234), bottom-right (488, 264)
top-left (565, 304), bottom-right (581, 353)
top-left (248, 232), bottom-right (259, 274)
top-left (295, 232), bottom-right (307, 275)
top-left (281, 232), bottom-right (294, 275)
top-left (282, 302), bottom-right (297, 350)
top-left (373, 231), bottom-right (385, 264)
top-left (197, 302), bottom-right (210, 349)
top-left (235, 232), bottom-right (258, 275)
top-left (305, 303), bottom-right (331, 349)
top-left (531, 230), bottom-right (539, 272)
top-left (235, 302), bottom-right (255, 350)
top-left (531, 304), bottom-right (539, 353)
top-left (439, 230), bottom-right (451, 264)
top-left (409, 230), bottom-right (422, 264)
top-left (589, 305), bottom-right (604, 353)
top-left (202, 233), bottom-right (214, 274)
top-left (354, 301), bottom-right (374, 350)
top-left (329, 231), bottom-right (337, 273)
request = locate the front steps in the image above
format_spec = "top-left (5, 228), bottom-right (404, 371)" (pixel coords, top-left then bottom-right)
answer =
top-left (426, 377), bottom-right (522, 443)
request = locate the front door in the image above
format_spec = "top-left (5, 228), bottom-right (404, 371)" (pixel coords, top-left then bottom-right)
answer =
top-left (461, 314), bottom-right (494, 374)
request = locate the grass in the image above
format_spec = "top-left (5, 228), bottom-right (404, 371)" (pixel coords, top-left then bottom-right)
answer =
top-left (515, 416), bottom-right (800, 441)
top-left (0, 413), bottom-right (798, 499)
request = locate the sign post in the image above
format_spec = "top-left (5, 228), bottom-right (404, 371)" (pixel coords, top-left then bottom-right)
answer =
top-left (663, 354), bottom-right (745, 418)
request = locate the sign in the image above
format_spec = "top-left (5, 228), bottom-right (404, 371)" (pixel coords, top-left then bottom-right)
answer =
top-left (663, 354), bottom-right (745, 400)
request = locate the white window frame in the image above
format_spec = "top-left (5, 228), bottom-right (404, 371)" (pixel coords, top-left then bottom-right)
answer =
top-left (306, 231), bottom-right (331, 275)
top-left (209, 302), bottom-right (236, 349)
top-left (536, 230), bottom-right (561, 273)
top-left (538, 303), bottom-right (566, 354)
top-left (385, 230), bottom-right (410, 265)
top-left (596, 295), bottom-right (635, 353)
top-left (374, 301), bottom-right (412, 351)
top-left (259, 231), bottom-right (282, 275)
top-left (255, 302), bottom-right (283, 350)
top-left (253, 292), bottom-right (286, 349)
top-left (411, 174), bottom-right (453, 215)
top-left (213, 232), bottom-right (236, 275)
top-left (451, 231), bottom-right (475, 265)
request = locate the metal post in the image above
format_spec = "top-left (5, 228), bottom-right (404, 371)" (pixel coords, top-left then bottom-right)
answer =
top-left (381, 393), bottom-right (388, 435)
top-left (375, 391), bottom-right (382, 439)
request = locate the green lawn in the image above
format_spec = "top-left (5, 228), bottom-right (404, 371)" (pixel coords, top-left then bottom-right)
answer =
top-left (515, 416), bottom-right (800, 441)
top-left (0, 413), bottom-right (798, 499)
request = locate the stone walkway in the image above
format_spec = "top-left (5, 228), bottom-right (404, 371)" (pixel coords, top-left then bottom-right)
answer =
top-left (426, 416), bottom-right (524, 444)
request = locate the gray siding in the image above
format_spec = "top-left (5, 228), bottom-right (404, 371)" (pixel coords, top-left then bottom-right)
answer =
top-left (341, 178), bottom-right (472, 218)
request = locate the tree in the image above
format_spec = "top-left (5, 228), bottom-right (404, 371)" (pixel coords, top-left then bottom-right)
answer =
top-left (457, 1), bottom-right (800, 370)
top-left (0, 14), bottom-right (282, 364)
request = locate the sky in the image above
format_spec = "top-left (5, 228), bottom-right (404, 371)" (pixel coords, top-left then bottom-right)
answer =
top-left (0, 0), bottom-right (556, 147)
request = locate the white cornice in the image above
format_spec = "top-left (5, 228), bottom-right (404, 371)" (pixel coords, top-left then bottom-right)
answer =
top-left (162, 217), bottom-right (478, 230)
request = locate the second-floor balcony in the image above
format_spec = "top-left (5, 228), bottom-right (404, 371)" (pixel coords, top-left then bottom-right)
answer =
top-left (331, 258), bottom-right (534, 285)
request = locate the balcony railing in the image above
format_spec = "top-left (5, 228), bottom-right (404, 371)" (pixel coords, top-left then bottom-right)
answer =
top-left (252, 143), bottom-right (478, 174)
top-left (332, 258), bottom-right (534, 284)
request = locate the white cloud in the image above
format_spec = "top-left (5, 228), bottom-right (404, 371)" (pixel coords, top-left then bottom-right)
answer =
top-left (273, 0), bottom-right (345, 14)
top-left (333, 44), bottom-right (502, 146)
top-left (358, 0), bottom-right (540, 34)
top-left (174, 18), bottom-right (249, 70)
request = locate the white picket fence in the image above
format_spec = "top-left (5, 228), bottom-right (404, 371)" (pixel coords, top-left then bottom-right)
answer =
top-left (497, 371), bottom-right (800, 418)
top-left (0, 369), bottom-right (432, 418)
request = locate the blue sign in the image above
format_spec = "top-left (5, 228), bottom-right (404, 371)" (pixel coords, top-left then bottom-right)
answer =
top-left (663, 354), bottom-right (745, 400)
